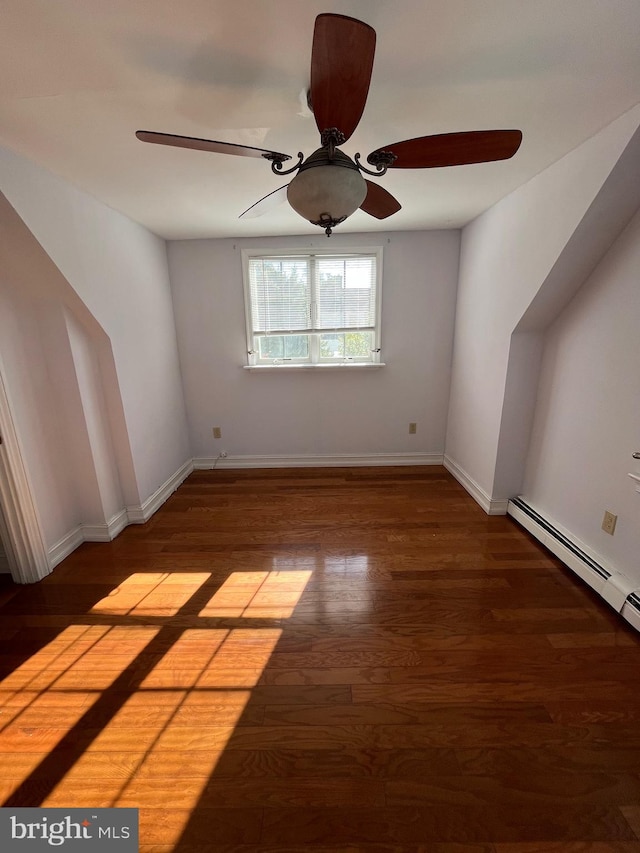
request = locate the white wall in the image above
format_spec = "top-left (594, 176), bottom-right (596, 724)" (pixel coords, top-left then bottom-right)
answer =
top-left (0, 147), bottom-right (191, 565)
top-left (522, 208), bottom-right (640, 582)
top-left (0, 285), bottom-right (80, 547)
top-left (446, 105), bottom-right (640, 505)
top-left (168, 231), bottom-right (460, 460)
top-left (65, 308), bottom-right (125, 523)
top-left (0, 146), bottom-right (190, 509)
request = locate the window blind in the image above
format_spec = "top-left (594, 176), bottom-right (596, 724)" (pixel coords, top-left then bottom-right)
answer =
top-left (248, 254), bottom-right (377, 336)
top-left (249, 257), bottom-right (310, 333)
top-left (316, 256), bottom-right (376, 331)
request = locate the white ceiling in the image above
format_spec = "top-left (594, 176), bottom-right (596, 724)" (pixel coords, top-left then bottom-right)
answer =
top-left (2, 0), bottom-right (639, 240)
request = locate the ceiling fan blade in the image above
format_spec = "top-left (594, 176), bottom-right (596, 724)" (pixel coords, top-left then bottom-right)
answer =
top-left (368, 130), bottom-right (523, 169)
top-left (136, 130), bottom-right (291, 162)
top-left (239, 185), bottom-right (289, 219)
top-left (360, 181), bottom-right (402, 219)
top-left (310, 13), bottom-right (376, 142)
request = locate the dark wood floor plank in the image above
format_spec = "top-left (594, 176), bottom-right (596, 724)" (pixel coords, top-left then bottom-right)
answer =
top-left (0, 465), bottom-right (639, 851)
top-left (494, 845), bottom-right (640, 853)
top-left (385, 773), bottom-right (640, 807)
top-left (260, 805), bottom-right (637, 843)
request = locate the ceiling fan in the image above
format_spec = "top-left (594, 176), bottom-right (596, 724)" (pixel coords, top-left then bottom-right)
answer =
top-left (136, 13), bottom-right (522, 236)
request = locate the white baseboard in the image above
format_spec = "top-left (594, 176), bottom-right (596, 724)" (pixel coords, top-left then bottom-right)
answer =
top-left (48, 526), bottom-right (84, 568)
top-left (508, 497), bottom-right (640, 633)
top-left (443, 455), bottom-right (508, 515)
top-left (193, 452), bottom-right (444, 470)
top-left (82, 509), bottom-right (129, 543)
top-left (47, 459), bottom-right (194, 567)
top-left (49, 509), bottom-right (128, 566)
top-left (127, 459), bottom-right (194, 524)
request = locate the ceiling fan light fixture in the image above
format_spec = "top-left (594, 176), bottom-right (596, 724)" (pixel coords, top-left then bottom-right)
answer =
top-left (287, 153), bottom-right (367, 235)
top-left (135, 15), bottom-right (522, 235)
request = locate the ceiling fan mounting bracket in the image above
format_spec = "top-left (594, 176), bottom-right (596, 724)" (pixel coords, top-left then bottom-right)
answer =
top-left (356, 150), bottom-right (397, 176)
top-left (263, 151), bottom-right (303, 175)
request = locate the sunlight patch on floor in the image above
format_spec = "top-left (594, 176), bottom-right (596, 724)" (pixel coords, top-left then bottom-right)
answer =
top-left (0, 625), bottom-right (160, 735)
top-left (90, 573), bottom-right (213, 617)
top-left (1, 566), bottom-right (311, 838)
top-left (199, 570), bottom-right (313, 619)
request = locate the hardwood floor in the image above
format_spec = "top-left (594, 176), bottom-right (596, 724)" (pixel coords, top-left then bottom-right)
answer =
top-left (1, 466), bottom-right (639, 852)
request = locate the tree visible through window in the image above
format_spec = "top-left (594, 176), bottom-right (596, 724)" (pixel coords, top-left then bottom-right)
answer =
top-left (243, 249), bottom-right (382, 365)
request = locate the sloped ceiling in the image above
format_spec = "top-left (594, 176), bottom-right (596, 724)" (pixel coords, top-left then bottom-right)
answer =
top-left (1, 0), bottom-right (639, 239)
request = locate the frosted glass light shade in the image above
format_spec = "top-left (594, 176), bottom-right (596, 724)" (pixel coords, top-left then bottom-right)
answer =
top-left (287, 165), bottom-right (367, 224)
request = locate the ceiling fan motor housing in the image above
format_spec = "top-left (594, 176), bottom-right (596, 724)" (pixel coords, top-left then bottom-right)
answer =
top-left (287, 147), bottom-right (367, 229)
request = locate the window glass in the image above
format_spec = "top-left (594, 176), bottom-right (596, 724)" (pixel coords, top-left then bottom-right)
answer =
top-left (244, 249), bottom-right (382, 366)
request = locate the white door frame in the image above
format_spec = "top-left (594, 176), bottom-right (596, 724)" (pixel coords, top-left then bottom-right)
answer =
top-left (0, 363), bottom-right (50, 583)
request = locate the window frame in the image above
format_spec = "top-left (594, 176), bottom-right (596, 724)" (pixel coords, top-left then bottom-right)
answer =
top-left (241, 246), bottom-right (383, 368)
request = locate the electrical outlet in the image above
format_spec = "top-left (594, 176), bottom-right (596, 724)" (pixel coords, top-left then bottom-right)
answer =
top-left (602, 510), bottom-right (617, 535)
top-left (219, 451), bottom-right (228, 458)
top-left (212, 427), bottom-right (222, 439)
top-left (409, 422), bottom-right (417, 434)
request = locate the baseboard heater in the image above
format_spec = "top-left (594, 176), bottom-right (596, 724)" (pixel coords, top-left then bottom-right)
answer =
top-left (508, 497), bottom-right (640, 633)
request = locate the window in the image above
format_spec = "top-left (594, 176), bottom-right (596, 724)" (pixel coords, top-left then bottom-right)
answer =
top-left (242, 248), bottom-right (382, 366)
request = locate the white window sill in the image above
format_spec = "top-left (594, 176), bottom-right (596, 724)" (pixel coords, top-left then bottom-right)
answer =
top-left (243, 362), bottom-right (386, 371)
